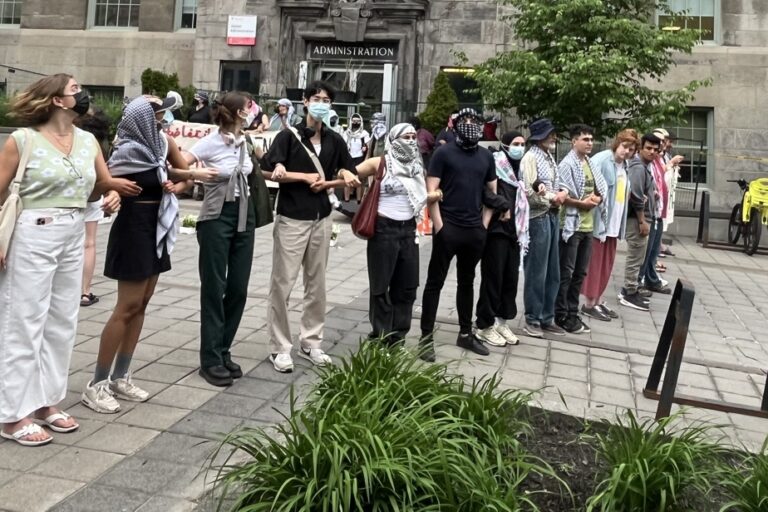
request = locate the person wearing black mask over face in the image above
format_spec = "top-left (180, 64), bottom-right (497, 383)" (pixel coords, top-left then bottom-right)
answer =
top-left (419, 108), bottom-right (506, 362)
top-left (188, 91), bottom-right (211, 124)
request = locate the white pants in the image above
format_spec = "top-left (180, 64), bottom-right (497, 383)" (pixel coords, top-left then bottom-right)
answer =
top-left (0, 208), bottom-right (84, 423)
top-left (268, 215), bottom-right (330, 354)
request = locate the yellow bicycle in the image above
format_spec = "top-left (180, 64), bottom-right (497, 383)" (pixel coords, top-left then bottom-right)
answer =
top-left (728, 177), bottom-right (768, 255)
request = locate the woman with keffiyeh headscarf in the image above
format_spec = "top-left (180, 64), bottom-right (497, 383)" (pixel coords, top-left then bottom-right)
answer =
top-left (82, 95), bottom-right (216, 414)
top-left (354, 123), bottom-right (442, 348)
top-left (268, 98), bottom-right (301, 131)
top-left (343, 113), bottom-right (370, 203)
top-left (366, 112), bottom-right (388, 158)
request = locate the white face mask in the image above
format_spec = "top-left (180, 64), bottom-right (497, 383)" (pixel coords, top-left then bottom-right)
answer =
top-left (244, 112), bottom-right (256, 128)
top-left (548, 142), bottom-right (557, 152)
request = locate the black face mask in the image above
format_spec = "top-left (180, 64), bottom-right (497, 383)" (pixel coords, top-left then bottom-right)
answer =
top-left (64, 90), bottom-right (90, 116)
top-left (351, 122), bottom-right (361, 128)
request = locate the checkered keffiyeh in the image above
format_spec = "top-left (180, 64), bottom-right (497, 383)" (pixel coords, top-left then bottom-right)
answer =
top-left (108, 96), bottom-right (179, 258)
top-left (557, 149), bottom-right (608, 242)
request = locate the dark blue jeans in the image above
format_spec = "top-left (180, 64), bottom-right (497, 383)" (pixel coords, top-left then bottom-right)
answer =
top-left (638, 218), bottom-right (663, 287)
top-left (524, 211), bottom-right (560, 326)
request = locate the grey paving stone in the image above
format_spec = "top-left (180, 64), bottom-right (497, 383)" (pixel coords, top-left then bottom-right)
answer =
top-left (499, 370), bottom-right (545, 391)
top-left (47, 416), bottom-right (109, 447)
top-left (505, 355), bottom-right (546, 374)
top-left (115, 403), bottom-right (192, 430)
top-left (509, 343), bottom-right (548, 361)
top-left (225, 377), bottom-right (291, 400)
top-left (169, 411), bottom-right (244, 440)
top-left (0, 468), bottom-right (18, 487)
top-left (590, 387), bottom-right (636, 409)
top-left (135, 432), bottom-right (215, 466)
top-left (250, 402), bottom-right (292, 424)
top-left (157, 348), bottom-right (200, 368)
top-left (76, 423), bottom-right (160, 455)
top-left (96, 457), bottom-right (199, 495)
top-left (148, 384), bottom-right (218, 410)
top-left (30, 447), bottom-right (124, 482)
top-left (133, 363), bottom-right (195, 384)
top-left (137, 495), bottom-right (197, 512)
top-left (547, 363), bottom-right (588, 381)
top-left (544, 376), bottom-right (588, 399)
top-left (246, 359), bottom-right (309, 381)
top-left (0, 441), bottom-right (65, 471)
top-left (200, 393), bottom-right (266, 419)
top-left (591, 370), bottom-right (632, 390)
top-left (49, 484), bottom-right (151, 512)
top-left (0, 474), bottom-right (84, 512)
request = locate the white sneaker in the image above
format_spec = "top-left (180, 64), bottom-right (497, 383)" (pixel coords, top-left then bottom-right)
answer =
top-left (82, 379), bottom-right (121, 414)
top-left (474, 326), bottom-right (507, 347)
top-left (298, 347), bottom-right (332, 366)
top-left (660, 278), bottom-right (669, 287)
top-left (270, 353), bottom-right (294, 373)
top-left (109, 373), bottom-right (149, 402)
top-left (495, 324), bottom-right (520, 346)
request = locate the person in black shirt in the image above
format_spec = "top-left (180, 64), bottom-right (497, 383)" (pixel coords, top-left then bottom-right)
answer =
top-left (474, 131), bottom-right (527, 348)
top-left (263, 81), bottom-right (358, 373)
top-left (187, 91), bottom-right (211, 124)
top-left (419, 108), bottom-right (508, 362)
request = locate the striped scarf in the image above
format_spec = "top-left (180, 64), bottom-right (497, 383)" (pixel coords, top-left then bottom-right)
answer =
top-left (108, 96), bottom-right (179, 258)
top-left (493, 151), bottom-right (530, 253)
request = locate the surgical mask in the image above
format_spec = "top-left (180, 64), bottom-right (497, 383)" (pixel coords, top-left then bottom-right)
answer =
top-left (548, 142), bottom-right (557, 152)
top-left (308, 102), bottom-right (331, 124)
top-left (163, 110), bottom-right (175, 125)
top-left (506, 145), bottom-right (525, 160)
top-left (64, 90), bottom-right (90, 116)
top-left (244, 112), bottom-right (255, 128)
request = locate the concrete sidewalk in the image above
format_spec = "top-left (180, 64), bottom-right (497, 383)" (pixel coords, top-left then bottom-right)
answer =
top-left (1, 201), bottom-right (767, 511)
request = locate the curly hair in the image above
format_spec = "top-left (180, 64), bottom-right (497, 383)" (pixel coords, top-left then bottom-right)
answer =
top-left (612, 128), bottom-right (640, 152)
top-left (10, 73), bottom-right (73, 126)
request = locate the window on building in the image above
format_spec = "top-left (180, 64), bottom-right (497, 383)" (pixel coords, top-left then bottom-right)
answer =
top-left (657, 0), bottom-right (718, 42)
top-left (0, 0), bottom-right (22, 25)
top-left (440, 67), bottom-right (482, 110)
top-left (176, 0), bottom-right (196, 30)
top-left (91, 0), bottom-right (140, 28)
top-left (220, 61), bottom-right (261, 95)
top-left (663, 107), bottom-right (713, 184)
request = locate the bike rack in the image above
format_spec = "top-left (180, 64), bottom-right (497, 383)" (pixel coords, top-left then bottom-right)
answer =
top-left (696, 191), bottom-right (768, 255)
top-left (643, 279), bottom-right (768, 420)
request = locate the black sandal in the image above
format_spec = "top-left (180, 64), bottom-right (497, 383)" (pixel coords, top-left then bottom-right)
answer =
top-left (80, 293), bottom-right (99, 307)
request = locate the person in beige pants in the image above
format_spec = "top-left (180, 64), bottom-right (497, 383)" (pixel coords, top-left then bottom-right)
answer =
top-left (262, 81), bottom-right (358, 373)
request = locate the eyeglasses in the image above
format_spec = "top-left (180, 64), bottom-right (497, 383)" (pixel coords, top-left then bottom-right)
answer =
top-left (63, 156), bottom-right (82, 180)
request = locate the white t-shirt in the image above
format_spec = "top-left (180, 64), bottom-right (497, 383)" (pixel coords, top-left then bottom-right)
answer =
top-left (189, 132), bottom-right (253, 196)
top-left (346, 131), bottom-right (370, 158)
top-left (378, 172), bottom-right (413, 221)
top-left (606, 163), bottom-right (627, 238)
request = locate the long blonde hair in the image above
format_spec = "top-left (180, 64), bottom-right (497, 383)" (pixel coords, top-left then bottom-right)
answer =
top-left (10, 73), bottom-right (73, 126)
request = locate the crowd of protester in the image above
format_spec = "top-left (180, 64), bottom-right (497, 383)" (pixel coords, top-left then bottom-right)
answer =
top-left (0, 75), bottom-right (682, 446)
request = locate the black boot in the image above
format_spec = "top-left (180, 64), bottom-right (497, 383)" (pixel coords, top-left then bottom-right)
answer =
top-left (199, 366), bottom-right (233, 387)
top-left (223, 354), bottom-right (243, 379)
top-left (418, 334), bottom-right (436, 362)
top-left (456, 333), bottom-right (490, 356)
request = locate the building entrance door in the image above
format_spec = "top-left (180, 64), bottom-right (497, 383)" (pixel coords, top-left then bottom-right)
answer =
top-left (314, 64), bottom-right (396, 127)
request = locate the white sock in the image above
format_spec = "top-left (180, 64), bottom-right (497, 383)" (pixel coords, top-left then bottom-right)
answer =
top-left (495, 317), bottom-right (505, 326)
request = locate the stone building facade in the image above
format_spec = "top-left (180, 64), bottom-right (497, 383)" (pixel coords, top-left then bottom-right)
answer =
top-left (1, 0), bottom-right (767, 211)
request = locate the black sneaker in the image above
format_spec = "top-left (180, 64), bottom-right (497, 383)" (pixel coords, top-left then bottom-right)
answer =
top-left (646, 283), bottom-right (672, 295)
top-left (418, 334), bottom-right (436, 362)
top-left (637, 287), bottom-right (652, 298)
top-left (619, 292), bottom-right (650, 311)
top-left (581, 305), bottom-right (610, 322)
top-left (541, 323), bottom-right (567, 336)
top-left (456, 333), bottom-right (490, 356)
top-left (560, 316), bottom-right (585, 334)
top-left (577, 316), bottom-right (591, 334)
top-left (597, 303), bottom-right (619, 319)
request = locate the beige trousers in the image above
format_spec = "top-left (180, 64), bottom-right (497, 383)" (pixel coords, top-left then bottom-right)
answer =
top-left (268, 215), bottom-right (330, 354)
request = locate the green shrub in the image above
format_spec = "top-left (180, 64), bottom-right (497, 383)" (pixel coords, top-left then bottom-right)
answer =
top-left (210, 342), bottom-right (562, 511)
top-left (420, 71), bottom-right (459, 135)
top-left (586, 411), bottom-right (727, 512)
top-left (0, 94), bottom-right (22, 127)
top-left (720, 439), bottom-right (768, 512)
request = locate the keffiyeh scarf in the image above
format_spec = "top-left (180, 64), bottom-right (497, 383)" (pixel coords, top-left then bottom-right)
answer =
top-left (371, 112), bottom-right (388, 140)
top-left (108, 96), bottom-right (179, 258)
top-left (269, 98), bottom-right (295, 130)
top-left (557, 149), bottom-right (608, 242)
top-left (494, 151), bottom-right (530, 253)
top-left (384, 123), bottom-right (428, 219)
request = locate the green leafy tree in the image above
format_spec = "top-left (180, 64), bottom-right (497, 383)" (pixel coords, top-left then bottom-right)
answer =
top-left (420, 71), bottom-right (459, 135)
top-left (470, 0), bottom-right (711, 136)
top-left (140, 68), bottom-right (181, 97)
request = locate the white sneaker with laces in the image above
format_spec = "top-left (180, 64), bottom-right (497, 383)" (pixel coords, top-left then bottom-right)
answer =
top-left (298, 347), bottom-right (332, 366)
top-left (474, 326), bottom-right (507, 347)
top-left (109, 373), bottom-right (149, 402)
top-left (270, 353), bottom-right (294, 373)
top-left (494, 324), bottom-right (520, 345)
top-left (81, 379), bottom-right (121, 414)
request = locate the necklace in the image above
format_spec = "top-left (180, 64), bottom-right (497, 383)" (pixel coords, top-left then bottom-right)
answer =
top-left (41, 128), bottom-right (74, 155)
